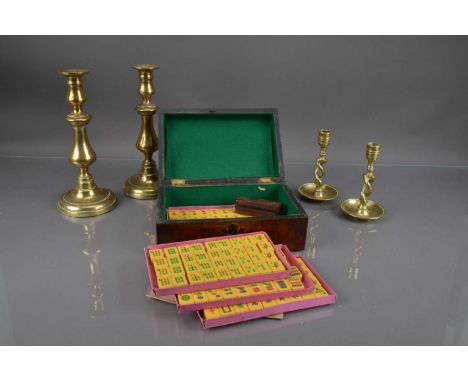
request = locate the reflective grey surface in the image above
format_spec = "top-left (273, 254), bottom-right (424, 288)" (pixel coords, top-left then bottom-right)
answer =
top-left (0, 158), bottom-right (467, 345)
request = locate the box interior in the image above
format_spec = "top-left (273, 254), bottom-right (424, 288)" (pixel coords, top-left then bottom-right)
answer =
top-left (161, 184), bottom-right (300, 221)
top-left (163, 113), bottom-right (280, 180)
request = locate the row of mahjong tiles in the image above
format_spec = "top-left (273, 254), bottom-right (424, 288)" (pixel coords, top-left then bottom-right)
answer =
top-left (167, 206), bottom-right (249, 220)
top-left (180, 257), bottom-right (327, 307)
top-left (148, 233), bottom-right (286, 289)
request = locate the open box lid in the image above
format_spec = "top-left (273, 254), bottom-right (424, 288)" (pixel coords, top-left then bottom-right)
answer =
top-left (158, 109), bottom-right (285, 186)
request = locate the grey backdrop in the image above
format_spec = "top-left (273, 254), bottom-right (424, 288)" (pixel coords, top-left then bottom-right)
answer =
top-left (0, 36), bottom-right (467, 166)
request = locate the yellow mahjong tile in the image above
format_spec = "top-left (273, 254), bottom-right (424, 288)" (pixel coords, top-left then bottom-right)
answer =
top-left (148, 248), bottom-right (164, 259)
top-left (312, 285), bottom-right (328, 297)
top-left (215, 268), bottom-right (231, 280)
top-left (170, 265), bottom-right (185, 276)
top-left (184, 263), bottom-right (199, 273)
top-left (178, 245), bottom-right (193, 255)
top-left (241, 235), bottom-right (255, 244)
top-left (254, 233), bottom-right (269, 242)
top-left (262, 251), bottom-right (277, 261)
top-left (224, 257), bottom-right (238, 267)
top-left (244, 244), bottom-right (261, 256)
top-left (248, 253), bottom-right (264, 264)
top-left (228, 267), bottom-right (245, 278)
top-left (190, 243), bottom-right (205, 253)
top-left (289, 266), bottom-right (303, 281)
top-left (276, 297), bottom-right (289, 305)
top-left (257, 241), bottom-right (274, 253)
top-left (157, 276), bottom-right (173, 289)
top-left (195, 252), bottom-right (209, 262)
top-left (212, 258), bottom-right (226, 269)
top-left (163, 246), bottom-right (179, 257)
top-left (178, 292), bottom-right (195, 305)
top-left (247, 283), bottom-right (266, 295)
top-left (267, 259), bottom-right (285, 272)
top-left (261, 281), bottom-right (277, 293)
top-left (152, 256), bottom-right (168, 269)
top-left (205, 241), bottom-right (219, 251)
top-left (155, 266), bottom-right (171, 278)
top-left (206, 289), bottom-right (224, 301)
top-left (229, 237), bottom-right (243, 246)
top-left (207, 249), bottom-right (222, 258)
top-left (192, 291), bottom-right (209, 303)
top-left (220, 249), bottom-right (235, 259)
top-left (187, 272), bottom-right (204, 284)
top-left (221, 287), bottom-right (238, 298)
top-left (216, 240), bottom-right (231, 249)
top-left (181, 253), bottom-right (196, 264)
top-left (166, 255), bottom-right (182, 267)
top-left (172, 274), bottom-right (188, 286)
top-left (262, 299), bottom-right (278, 308)
top-left (233, 303), bottom-right (249, 314)
top-left (289, 280), bottom-right (305, 290)
top-left (273, 279), bottom-right (292, 291)
top-left (247, 301), bottom-right (263, 311)
top-left (203, 307), bottom-right (222, 319)
top-left (198, 261), bottom-right (213, 271)
top-left (219, 305), bottom-right (236, 316)
top-left (201, 271), bottom-right (218, 282)
top-left (240, 264), bottom-right (258, 276)
top-left (256, 262), bottom-right (272, 274)
top-left (234, 285), bottom-right (251, 297)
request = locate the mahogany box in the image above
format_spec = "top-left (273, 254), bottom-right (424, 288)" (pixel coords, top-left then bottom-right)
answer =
top-left (155, 109), bottom-right (308, 250)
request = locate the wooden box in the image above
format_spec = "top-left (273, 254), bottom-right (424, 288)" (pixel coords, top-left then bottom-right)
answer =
top-left (156, 109), bottom-right (308, 250)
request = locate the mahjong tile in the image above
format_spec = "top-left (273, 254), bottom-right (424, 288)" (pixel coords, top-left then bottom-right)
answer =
top-left (219, 305), bottom-right (236, 316)
top-left (206, 289), bottom-right (224, 301)
top-left (178, 293), bottom-right (195, 305)
top-left (247, 301), bottom-right (263, 311)
top-left (233, 303), bottom-right (249, 314)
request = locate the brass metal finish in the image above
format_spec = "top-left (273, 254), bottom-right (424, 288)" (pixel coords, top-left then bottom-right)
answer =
top-left (124, 64), bottom-right (160, 199)
top-left (341, 142), bottom-right (384, 221)
top-left (57, 69), bottom-right (117, 218)
top-left (298, 129), bottom-right (338, 201)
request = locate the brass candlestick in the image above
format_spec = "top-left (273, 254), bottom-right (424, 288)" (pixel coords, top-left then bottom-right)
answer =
top-left (124, 64), bottom-right (160, 199)
top-left (298, 129), bottom-right (338, 201)
top-left (341, 142), bottom-right (384, 220)
top-left (57, 69), bottom-right (117, 218)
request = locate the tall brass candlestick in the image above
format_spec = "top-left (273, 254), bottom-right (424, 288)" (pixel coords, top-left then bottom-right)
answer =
top-left (298, 129), bottom-right (338, 201)
top-left (57, 69), bottom-right (117, 218)
top-left (341, 142), bottom-right (384, 220)
top-left (124, 64), bottom-right (160, 199)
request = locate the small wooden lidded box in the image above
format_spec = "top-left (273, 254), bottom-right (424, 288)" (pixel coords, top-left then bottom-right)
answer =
top-left (156, 109), bottom-right (308, 250)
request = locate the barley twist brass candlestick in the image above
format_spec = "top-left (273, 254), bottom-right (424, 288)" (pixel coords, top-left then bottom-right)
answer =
top-left (341, 142), bottom-right (384, 220)
top-left (57, 69), bottom-right (117, 218)
top-left (298, 129), bottom-right (338, 201)
top-left (124, 64), bottom-right (160, 199)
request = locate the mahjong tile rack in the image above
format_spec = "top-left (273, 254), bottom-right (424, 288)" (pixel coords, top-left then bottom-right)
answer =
top-left (175, 245), bottom-right (315, 312)
top-left (145, 231), bottom-right (292, 297)
top-left (198, 256), bottom-right (337, 329)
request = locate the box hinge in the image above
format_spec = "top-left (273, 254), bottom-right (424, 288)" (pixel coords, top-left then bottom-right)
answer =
top-left (170, 179), bottom-right (186, 186)
top-left (259, 177), bottom-right (273, 184)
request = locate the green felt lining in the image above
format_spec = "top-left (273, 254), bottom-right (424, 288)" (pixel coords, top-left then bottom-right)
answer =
top-left (161, 184), bottom-right (300, 221)
top-left (163, 113), bottom-right (279, 180)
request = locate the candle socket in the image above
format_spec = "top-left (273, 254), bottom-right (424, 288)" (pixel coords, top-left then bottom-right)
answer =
top-left (124, 64), bottom-right (160, 200)
top-left (341, 142), bottom-right (384, 221)
top-left (57, 69), bottom-right (117, 218)
top-left (298, 129), bottom-right (338, 202)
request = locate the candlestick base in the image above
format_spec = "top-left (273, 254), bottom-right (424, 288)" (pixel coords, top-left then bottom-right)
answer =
top-left (58, 187), bottom-right (117, 218)
top-left (298, 182), bottom-right (338, 202)
top-left (340, 198), bottom-right (384, 221)
top-left (124, 174), bottom-right (159, 200)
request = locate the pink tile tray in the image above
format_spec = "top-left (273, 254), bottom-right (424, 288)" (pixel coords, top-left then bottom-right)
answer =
top-left (175, 245), bottom-right (315, 313)
top-left (145, 231), bottom-right (292, 297)
top-left (198, 256), bottom-right (337, 329)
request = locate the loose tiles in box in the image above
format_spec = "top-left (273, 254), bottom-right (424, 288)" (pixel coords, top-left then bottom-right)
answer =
top-left (146, 232), bottom-right (291, 296)
top-left (167, 205), bottom-right (250, 220)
